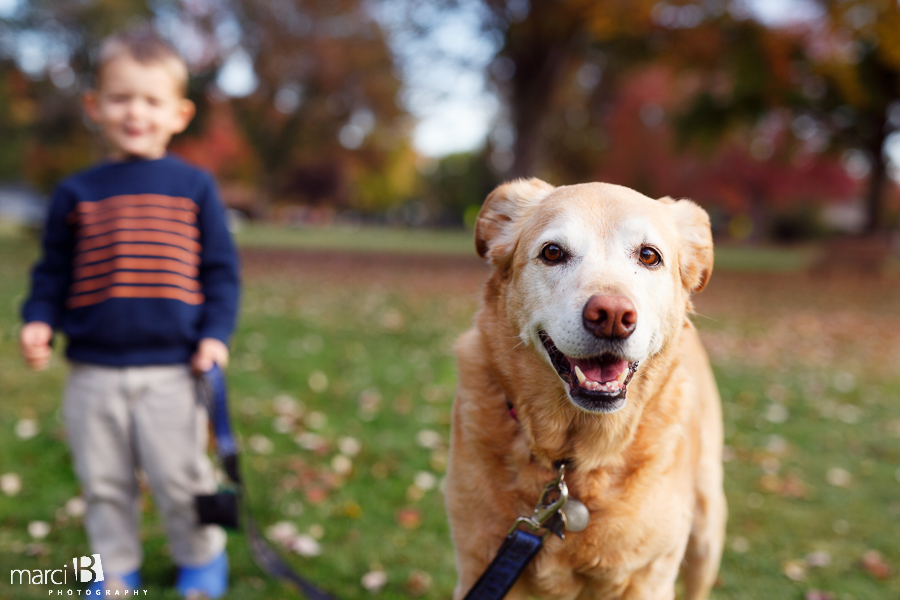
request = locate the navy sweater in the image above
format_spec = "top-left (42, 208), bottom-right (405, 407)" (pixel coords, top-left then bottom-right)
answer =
top-left (22, 155), bottom-right (240, 366)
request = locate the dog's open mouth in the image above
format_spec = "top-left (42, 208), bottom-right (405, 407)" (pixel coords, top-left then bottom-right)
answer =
top-left (540, 331), bottom-right (639, 413)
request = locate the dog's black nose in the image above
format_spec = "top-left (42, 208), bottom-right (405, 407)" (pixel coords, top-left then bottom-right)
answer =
top-left (583, 295), bottom-right (637, 339)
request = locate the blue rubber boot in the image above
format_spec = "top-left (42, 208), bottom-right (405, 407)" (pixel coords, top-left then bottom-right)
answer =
top-left (86, 570), bottom-right (141, 594)
top-left (175, 551), bottom-right (229, 599)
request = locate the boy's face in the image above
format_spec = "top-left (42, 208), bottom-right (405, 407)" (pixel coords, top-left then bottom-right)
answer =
top-left (83, 56), bottom-right (195, 161)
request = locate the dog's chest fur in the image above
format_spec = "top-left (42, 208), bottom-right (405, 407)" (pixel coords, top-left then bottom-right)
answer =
top-left (526, 453), bottom-right (695, 598)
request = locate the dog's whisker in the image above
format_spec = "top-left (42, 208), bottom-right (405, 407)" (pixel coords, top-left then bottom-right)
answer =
top-left (689, 311), bottom-right (718, 323)
top-left (496, 339), bottom-right (527, 360)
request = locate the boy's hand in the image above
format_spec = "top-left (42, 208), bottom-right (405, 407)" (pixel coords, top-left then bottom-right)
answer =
top-left (20, 322), bottom-right (53, 371)
top-left (191, 337), bottom-right (230, 374)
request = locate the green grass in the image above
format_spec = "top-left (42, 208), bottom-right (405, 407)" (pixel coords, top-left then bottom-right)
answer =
top-left (235, 223), bottom-right (477, 256)
top-left (1, 227), bottom-right (899, 599)
top-left (711, 244), bottom-right (819, 272)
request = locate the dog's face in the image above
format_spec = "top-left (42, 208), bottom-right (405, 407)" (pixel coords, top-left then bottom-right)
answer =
top-left (476, 179), bottom-right (713, 414)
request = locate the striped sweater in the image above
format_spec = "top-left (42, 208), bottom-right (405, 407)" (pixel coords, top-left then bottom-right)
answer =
top-left (22, 155), bottom-right (240, 366)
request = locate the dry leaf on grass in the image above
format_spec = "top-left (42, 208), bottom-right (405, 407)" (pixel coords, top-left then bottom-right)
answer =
top-left (783, 559), bottom-right (807, 581)
top-left (860, 549), bottom-right (891, 579)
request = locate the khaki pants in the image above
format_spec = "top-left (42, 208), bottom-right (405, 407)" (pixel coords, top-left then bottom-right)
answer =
top-left (64, 362), bottom-right (226, 574)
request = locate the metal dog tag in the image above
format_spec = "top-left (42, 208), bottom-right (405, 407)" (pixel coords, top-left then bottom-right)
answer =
top-left (561, 498), bottom-right (590, 532)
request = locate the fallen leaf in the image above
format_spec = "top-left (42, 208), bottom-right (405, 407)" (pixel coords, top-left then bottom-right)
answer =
top-left (779, 474), bottom-right (809, 499)
top-left (266, 521), bottom-right (299, 546)
top-left (27, 521), bottom-right (51, 540)
top-left (414, 471), bottom-right (437, 491)
top-left (65, 497), bottom-right (87, 518)
top-left (406, 485), bottom-right (425, 502)
top-left (291, 534), bottom-right (322, 557)
top-left (764, 404), bottom-right (789, 424)
top-left (15, 419), bottom-right (39, 440)
top-left (406, 570), bottom-right (432, 596)
top-left (339, 501), bottom-right (363, 519)
top-left (1, 473), bottom-right (22, 496)
top-left (416, 429), bottom-right (442, 450)
top-left (306, 487), bottom-right (328, 504)
top-left (308, 524), bottom-right (325, 539)
top-left (397, 507), bottom-right (422, 529)
top-left (248, 434), bottom-right (274, 455)
top-left (805, 551), bottom-right (831, 568)
top-left (331, 455), bottom-right (353, 476)
top-left (861, 549), bottom-right (891, 579)
top-left (295, 432), bottom-right (329, 453)
top-left (338, 436), bottom-right (362, 456)
top-left (730, 537), bottom-right (749, 554)
top-left (361, 570), bottom-right (387, 593)
top-left (826, 467), bottom-right (852, 488)
top-left (272, 416), bottom-right (295, 434)
top-left (273, 395), bottom-right (305, 418)
top-left (305, 411), bottom-right (328, 429)
top-left (783, 559), bottom-right (807, 581)
top-left (765, 435), bottom-right (789, 456)
top-left (759, 474), bottom-right (781, 493)
top-left (308, 371), bottom-right (329, 393)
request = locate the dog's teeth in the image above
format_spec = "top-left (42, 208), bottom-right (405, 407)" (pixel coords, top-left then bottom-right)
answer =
top-left (617, 368), bottom-right (628, 384)
top-left (574, 366), bottom-right (587, 385)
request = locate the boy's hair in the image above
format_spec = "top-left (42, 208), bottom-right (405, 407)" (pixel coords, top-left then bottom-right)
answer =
top-left (95, 26), bottom-right (189, 94)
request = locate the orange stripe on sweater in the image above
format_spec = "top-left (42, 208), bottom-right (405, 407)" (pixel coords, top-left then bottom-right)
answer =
top-left (67, 286), bottom-right (204, 309)
top-left (71, 271), bottom-right (201, 294)
top-left (74, 194), bottom-right (198, 214)
top-left (79, 205), bottom-right (198, 226)
top-left (74, 257), bottom-right (199, 280)
top-left (75, 243), bottom-right (200, 266)
top-left (78, 218), bottom-right (199, 239)
top-left (76, 229), bottom-right (202, 253)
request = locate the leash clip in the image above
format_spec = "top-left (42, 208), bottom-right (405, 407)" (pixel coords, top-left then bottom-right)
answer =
top-left (507, 463), bottom-right (569, 539)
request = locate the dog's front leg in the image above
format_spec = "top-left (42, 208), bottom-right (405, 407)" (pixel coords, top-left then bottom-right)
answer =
top-left (617, 543), bottom-right (687, 600)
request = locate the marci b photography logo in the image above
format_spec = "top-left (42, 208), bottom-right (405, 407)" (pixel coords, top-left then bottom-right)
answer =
top-left (9, 553), bottom-right (149, 596)
top-left (73, 554), bottom-right (104, 585)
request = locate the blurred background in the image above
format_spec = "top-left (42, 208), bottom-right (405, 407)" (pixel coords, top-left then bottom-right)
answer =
top-left (1, 0), bottom-right (900, 248)
top-left (2, 2), bottom-right (900, 600)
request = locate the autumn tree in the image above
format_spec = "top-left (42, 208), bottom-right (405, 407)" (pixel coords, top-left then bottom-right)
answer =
top-left (476, 0), bottom-right (667, 179)
top-left (675, 0), bottom-right (900, 235)
top-left (220, 0), bottom-right (418, 212)
top-left (1, 0), bottom-right (418, 213)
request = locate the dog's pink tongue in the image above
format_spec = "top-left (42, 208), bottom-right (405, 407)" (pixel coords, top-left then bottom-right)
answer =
top-left (569, 358), bottom-right (628, 383)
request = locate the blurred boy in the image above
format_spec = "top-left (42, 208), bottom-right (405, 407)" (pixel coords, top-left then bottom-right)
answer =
top-left (19, 27), bottom-right (239, 598)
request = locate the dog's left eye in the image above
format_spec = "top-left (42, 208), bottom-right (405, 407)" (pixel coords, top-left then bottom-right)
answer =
top-left (638, 247), bottom-right (662, 267)
top-left (540, 243), bottom-right (566, 263)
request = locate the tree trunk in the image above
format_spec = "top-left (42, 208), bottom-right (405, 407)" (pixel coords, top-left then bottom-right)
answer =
top-left (505, 2), bottom-right (585, 178)
top-left (862, 116), bottom-right (888, 236)
top-left (509, 41), bottom-right (575, 178)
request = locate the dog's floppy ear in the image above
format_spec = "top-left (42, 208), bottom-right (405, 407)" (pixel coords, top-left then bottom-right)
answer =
top-left (660, 197), bottom-right (713, 293)
top-left (475, 178), bottom-right (555, 266)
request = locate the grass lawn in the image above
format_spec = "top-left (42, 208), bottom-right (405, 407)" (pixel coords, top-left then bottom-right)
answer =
top-left (1, 226), bottom-right (899, 599)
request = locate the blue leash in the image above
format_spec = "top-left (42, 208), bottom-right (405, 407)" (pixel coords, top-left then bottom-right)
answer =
top-left (462, 463), bottom-right (571, 600)
top-left (199, 365), bottom-right (338, 600)
top-left (201, 365), bottom-right (566, 600)
top-left (462, 529), bottom-right (545, 600)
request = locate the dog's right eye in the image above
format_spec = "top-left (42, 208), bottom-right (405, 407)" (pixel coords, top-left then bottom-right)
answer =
top-left (540, 243), bottom-right (566, 263)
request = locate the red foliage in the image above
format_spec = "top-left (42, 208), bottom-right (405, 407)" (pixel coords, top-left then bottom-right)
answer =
top-left (592, 67), bottom-right (858, 213)
top-left (169, 101), bottom-right (258, 181)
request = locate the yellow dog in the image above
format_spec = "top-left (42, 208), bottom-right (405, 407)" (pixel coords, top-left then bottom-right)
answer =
top-left (446, 179), bottom-right (726, 600)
